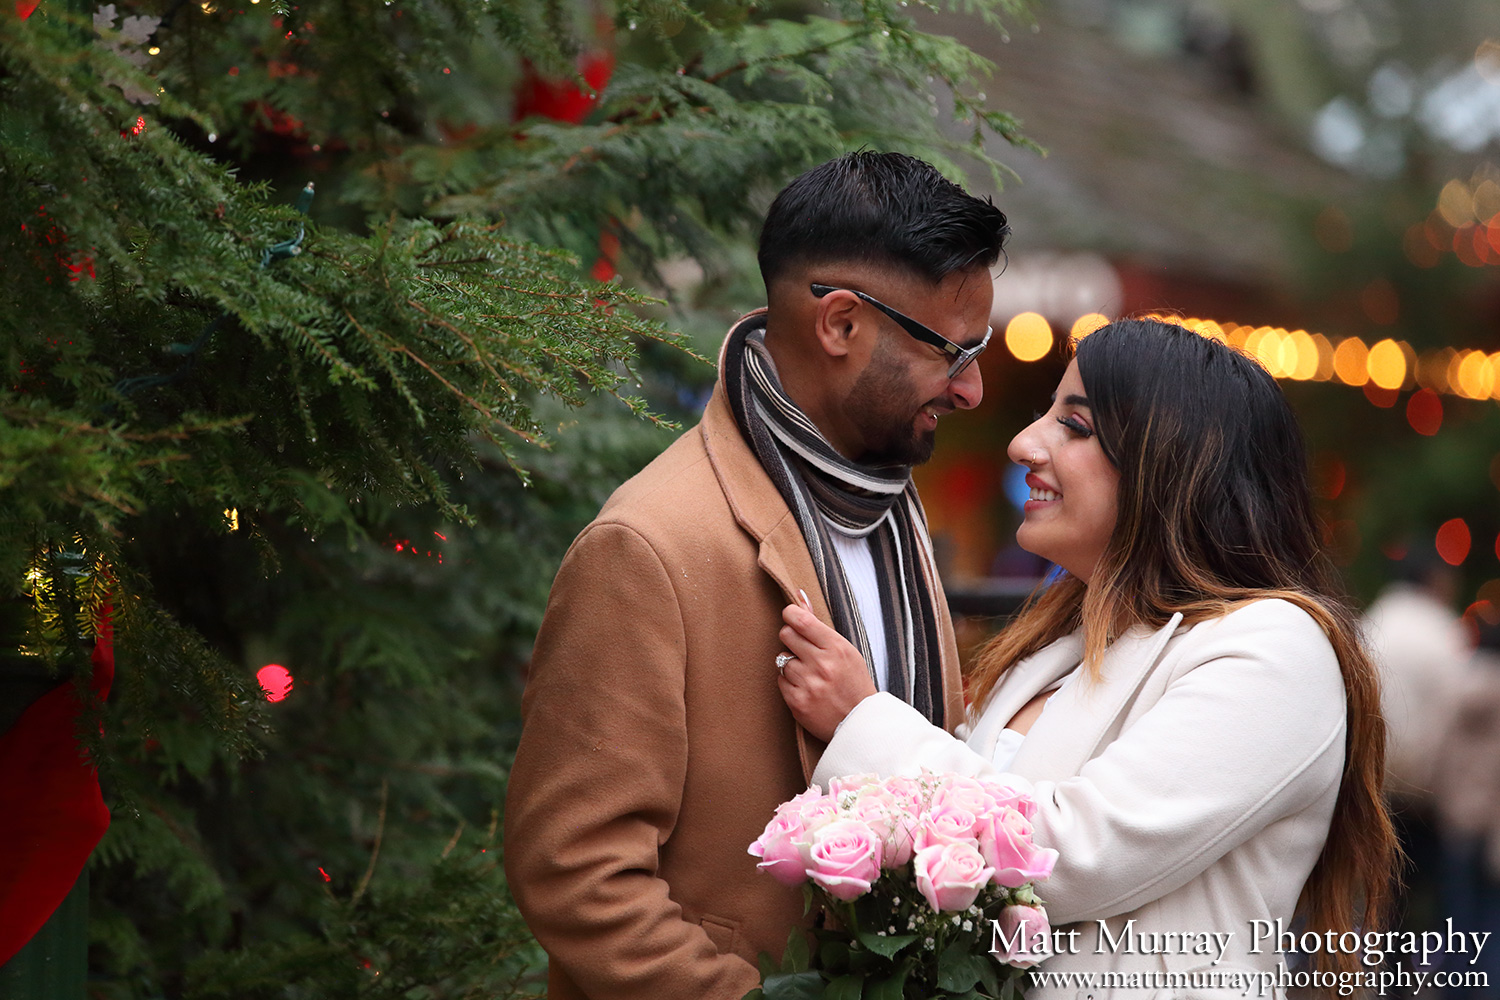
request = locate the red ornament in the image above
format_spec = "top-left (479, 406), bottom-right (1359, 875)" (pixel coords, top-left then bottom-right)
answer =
top-left (512, 47), bottom-right (618, 282)
top-left (513, 51), bottom-right (615, 125)
top-left (16, 0), bottom-right (39, 17)
top-left (0, 605), bottom-right (114, 966)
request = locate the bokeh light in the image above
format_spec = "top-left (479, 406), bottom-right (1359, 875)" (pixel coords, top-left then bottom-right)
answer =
top-left (1315, 455), bottom-right (1347, 500)
top-left (1456, 226), bottom-right (1485, 267)
top-left (1005, 312), bottom-right (1053, 362)
top-left (1288, 330), bottom-right (1318, 380)
top-left (1310, 334), bottom-right (1335, 381)
top-left (1333, 337), bottom-right (1369, 385)
top-left (1455, 350), bottom-right (1495, 399)
top-left (1420, 348), bottom-right (1456, 392)
top-left (1070, 313), bottom-right (1110, 340)
top-left (1438, 179), bottom-right (1474, 227)
top-left (1366, 338), bottom-right (1406, 390)
top-left (1435, 518), bottom-right (1472, 567)
top-left (1363, 382), bottom-right (1399, 408)
top-left (1078, 310), bottom-right (1500, 412)
top-left (1405, 389), bottom-right (1442, 436)
top-left (258, 663), bottom-right (294, 702)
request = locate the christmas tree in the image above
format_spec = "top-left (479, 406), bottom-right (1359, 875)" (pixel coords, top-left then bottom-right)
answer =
top-left (0, 0), bottom-right (1028, 995)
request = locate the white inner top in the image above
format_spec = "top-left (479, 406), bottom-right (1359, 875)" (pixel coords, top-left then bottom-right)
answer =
top-left (989, 666), bottom-right (1081, 771)
top-left (823, 516), bottom-right (890, 694)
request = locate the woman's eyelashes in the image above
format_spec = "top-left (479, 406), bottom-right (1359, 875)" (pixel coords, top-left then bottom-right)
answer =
top-left (1057, 414), bottom-right (1093, 438)
top-left (1033, 407), bottom-right (1094, 438)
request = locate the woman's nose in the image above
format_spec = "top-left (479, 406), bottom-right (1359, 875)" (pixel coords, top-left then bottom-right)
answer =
top-left (1007, 414), bottom-right (1051, 467)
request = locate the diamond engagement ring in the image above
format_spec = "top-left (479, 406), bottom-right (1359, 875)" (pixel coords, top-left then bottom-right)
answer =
top-left (775, 652), bottom-right (793, 673)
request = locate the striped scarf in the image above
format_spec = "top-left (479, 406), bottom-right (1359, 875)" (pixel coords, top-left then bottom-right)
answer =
top-left (722, 311), bottom-right (944, 725)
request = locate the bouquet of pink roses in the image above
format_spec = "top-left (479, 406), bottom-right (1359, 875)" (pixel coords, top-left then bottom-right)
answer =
top-left (746, 771), bottom-right (1057, 1000)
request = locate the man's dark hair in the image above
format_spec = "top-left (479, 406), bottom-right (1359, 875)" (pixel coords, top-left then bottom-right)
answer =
top-left (757, 151), bottom-right (1010, 289)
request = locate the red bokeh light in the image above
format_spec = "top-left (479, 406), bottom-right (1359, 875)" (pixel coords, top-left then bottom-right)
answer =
top-left (1405, 389), bottom-right (1443, 436)
top-left (1455, 226), bottom-right (1485, 267)
top-left (257, 663), bottom-right (293, 702)
top-left (1316, 455), bottom-right (1347, 500)
top-left (1435, 518), bottom-right (1471, 566)
top-left (1362, 382), bottom-right (1399, 408)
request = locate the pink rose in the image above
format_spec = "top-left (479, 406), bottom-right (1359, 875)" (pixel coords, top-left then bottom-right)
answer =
top-left (776, 786), bottom-right (826, 815)
top-left (790, 793), bottom-right (839, 833)
top-left (829, 772), bottom-right (881, 798)
top-left (975, 807), bottom-right (1058, 888)
top-left (931, 775), bottom-right (999, 817)
top-left (801, 819), bottom-right (883, 901)
top-left (878, 775), bottom-right (927, 816)
top-left (748, 810), bottom-right (811, 886)
top-left (990, 904), bottom-right (1052, 968)
top-left (846, 791), bottom-right (917, 868)
top-left (913, 802), bottom-right (979, 852)
top-left (913, 842), bottom-right (994, 912)
top-left (975, 777), bottom-right (1038, 821)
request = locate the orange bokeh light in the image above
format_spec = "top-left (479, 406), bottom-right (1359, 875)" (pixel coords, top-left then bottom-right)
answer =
top-left (1005, 312), bottom-right (1054, 362)
top-left (1070, 313), bottom-right (1110, 341)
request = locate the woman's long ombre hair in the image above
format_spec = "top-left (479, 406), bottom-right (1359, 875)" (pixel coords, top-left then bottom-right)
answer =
top-left (968, 318), bottom-right (1396, 976)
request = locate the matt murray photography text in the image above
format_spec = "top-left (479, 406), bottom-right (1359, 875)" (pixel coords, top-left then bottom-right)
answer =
top-left (992, 917), bottom-right (1492, 969)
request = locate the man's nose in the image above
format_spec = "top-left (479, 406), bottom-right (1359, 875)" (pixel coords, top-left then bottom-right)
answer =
top-left (950, 361), bottom-right (983, 410)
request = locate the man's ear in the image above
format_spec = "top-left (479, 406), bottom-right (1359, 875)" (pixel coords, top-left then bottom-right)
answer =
top-left (812, 290), bottom-right (862, 359)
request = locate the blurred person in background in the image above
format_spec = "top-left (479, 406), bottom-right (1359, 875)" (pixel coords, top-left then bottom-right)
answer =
top-left (1363, 546), bottom-right (1474, 938)
top-left (1429, 618), bottom-right (1500, 993)
top-left (1365, 547), bottom-right (1473, 804)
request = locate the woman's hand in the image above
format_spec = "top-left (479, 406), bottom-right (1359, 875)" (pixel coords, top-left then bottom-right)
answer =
top-left (776, 601), bottom-right (878, 743)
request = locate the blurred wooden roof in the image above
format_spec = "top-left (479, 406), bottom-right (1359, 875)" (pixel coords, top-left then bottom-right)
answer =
top-left (940, 7), bottom-right (1363, 289)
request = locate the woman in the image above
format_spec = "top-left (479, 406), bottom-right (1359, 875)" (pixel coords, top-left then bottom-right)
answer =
top-left (776, 319), bottom-right (1395, 996)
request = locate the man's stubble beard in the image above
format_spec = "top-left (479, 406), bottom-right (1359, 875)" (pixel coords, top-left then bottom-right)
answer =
top-left (844, 345), bottom-right (938, 468)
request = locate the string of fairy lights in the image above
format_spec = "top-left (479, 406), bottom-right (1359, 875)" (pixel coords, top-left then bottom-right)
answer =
top-left (996, 310), bottom-right (1500, 406)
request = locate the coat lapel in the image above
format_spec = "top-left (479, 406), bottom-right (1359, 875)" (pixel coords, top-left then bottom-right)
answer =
top-left (976, 632), bottom-right (1086, 742)
top-left (1010, 613), bottom-right (1184, 780)
top-left (701, 384), bottom-right (832, 783)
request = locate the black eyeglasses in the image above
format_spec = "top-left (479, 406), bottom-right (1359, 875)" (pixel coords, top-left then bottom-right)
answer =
top-left (810, 284), bottom-right (992, 379)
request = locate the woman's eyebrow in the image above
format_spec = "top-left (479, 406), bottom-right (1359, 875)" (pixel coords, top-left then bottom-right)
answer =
top-left (1048, 393), bottom-right (1091, 407)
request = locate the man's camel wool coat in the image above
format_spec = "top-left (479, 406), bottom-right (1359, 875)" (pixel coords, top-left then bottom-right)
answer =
top-left (503, 334), bottom-right (965, 1000)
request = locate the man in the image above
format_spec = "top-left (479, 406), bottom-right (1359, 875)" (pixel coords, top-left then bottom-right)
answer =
top-left (504, 151), bottom-right (1009, 1000)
